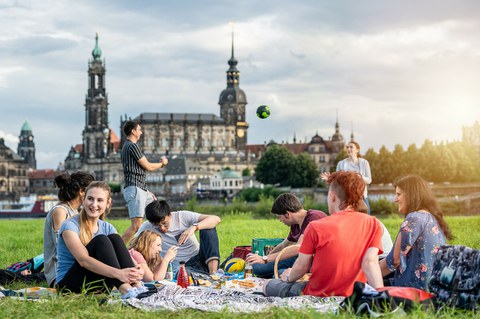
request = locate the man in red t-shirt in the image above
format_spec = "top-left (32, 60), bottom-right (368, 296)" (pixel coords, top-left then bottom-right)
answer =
top-left (264, 171), bottom-right (384, 297)
top-left (246, 193), bottom-right (327, 278)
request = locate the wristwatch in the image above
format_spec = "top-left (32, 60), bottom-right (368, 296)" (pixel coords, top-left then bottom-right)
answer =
top-left (262, 255), bottom-right (268, 263)
top-left (192, 223), bottom-right (199, 231)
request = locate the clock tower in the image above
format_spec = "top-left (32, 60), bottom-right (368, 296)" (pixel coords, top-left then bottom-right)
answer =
top-left (17, 120), bottom-right (37, 169)
top-left (218, 31), bottom-right (249, 150)
top-left (82, 33), bottom-right (110, 159)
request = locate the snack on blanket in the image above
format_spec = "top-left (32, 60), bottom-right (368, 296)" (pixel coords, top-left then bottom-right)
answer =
top-left (197, 279), bottom-right (212, 287)
top-left (231, 279), bottom-right (256, 288)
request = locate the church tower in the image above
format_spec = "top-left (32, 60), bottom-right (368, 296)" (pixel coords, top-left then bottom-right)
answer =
top-left (331, 112), bottom-right (345, 152)
top-left (218, 30), bottom-right (249, 150)
top-left (17, 120), bottom-right (37, 169)
top-left (82, 33), bottom-right (110, 159)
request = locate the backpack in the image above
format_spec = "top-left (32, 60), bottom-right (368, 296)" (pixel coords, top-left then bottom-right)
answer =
top-left (6, 254), bottom-right (44, 274)
top-left (428, 245), bottom-right (480, 310)
top-left (341, 281), bottom-right (435, 315)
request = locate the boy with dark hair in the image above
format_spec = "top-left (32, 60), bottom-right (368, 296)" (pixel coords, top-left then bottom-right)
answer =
top-left (246, 193), bottom-right (327, 278)
top-left (135, 200), bottom-right (221, 275)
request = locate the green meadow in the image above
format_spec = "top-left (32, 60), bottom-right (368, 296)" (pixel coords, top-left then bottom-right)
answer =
top-left (0, 214), bottom-right (479, 318)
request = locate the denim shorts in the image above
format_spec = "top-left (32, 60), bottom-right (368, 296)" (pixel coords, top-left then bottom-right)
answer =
top-left (123, 186), bottom-right (154, 218)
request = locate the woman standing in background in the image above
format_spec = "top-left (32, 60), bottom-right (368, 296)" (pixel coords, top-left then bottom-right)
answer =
top-left (322, 141), bottom-right (372, 214)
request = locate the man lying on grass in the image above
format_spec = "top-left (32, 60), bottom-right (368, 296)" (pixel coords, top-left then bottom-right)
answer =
top-left (264, 171), bottom-right (384, 297)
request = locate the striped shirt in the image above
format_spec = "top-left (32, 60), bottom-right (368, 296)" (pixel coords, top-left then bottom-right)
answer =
top-left (121, 139), bottom-right (147, 190)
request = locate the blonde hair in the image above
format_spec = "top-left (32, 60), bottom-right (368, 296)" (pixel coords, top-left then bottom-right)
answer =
top-left (78, 181), bottom-right (111, 246)
top-left (128, 230), bottom-right (162, 269)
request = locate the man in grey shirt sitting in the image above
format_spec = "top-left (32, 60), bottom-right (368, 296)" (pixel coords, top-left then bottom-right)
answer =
top-left (135, 200), bottom-right (221, 275)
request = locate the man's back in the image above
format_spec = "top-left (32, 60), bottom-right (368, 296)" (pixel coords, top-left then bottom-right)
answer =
top-left (300, 211), bottom-right (383, 296)
top-left (121, 139), bottom-right (146, 190)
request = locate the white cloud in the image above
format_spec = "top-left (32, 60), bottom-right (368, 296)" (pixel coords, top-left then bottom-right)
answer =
top-left (0, 0), bottom-right (479, 168)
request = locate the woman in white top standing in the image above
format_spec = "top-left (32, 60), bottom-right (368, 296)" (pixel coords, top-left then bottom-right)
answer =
top-left (322, 141), bottom-right (372, 214)
top-left (43, 171), bottom-right (95, 287)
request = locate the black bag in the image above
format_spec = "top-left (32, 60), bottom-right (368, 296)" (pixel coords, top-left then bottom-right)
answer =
top-left (429, 245), bottom-right (480, 310)
top-left (0, 269), bottom-right (46, 285)
top-left (341, 281), bottom-right (434, 315)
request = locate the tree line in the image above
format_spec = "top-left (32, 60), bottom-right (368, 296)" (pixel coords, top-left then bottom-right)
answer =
top-left (254, 140), bottom-right (480, 187)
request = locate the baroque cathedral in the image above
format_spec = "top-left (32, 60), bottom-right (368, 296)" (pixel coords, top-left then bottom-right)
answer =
top-left (63, 34), bottom-right (346, 194)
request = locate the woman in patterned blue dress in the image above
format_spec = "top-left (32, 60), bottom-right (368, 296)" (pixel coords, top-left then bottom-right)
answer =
top-left (379, 174), bottom-right (453, 290)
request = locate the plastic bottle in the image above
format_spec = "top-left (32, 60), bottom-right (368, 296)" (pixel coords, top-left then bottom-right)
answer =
top-left (166, 262), bottom-right (173, 281)
top-left (177, 261), bottom-right (190, 288)
top-left (244, 254), bottom-right (253, 279)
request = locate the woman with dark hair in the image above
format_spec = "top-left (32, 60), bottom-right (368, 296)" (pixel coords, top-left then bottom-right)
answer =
top-left (379, 174), bottom-right (453, 290)
top-left (43, 171), bottom-right (95, 287)
top-left (322, 141), bottom-right (372, 214)
top-left (56, 181), bottom-right (144, 298)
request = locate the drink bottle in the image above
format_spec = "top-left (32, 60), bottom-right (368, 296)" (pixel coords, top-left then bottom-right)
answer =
top-left (166, 262), bottom-right (173, 281)
top-left (177, 261), bottom-right (190, 288)
top-left (244, 254), bottom-right (253, 279)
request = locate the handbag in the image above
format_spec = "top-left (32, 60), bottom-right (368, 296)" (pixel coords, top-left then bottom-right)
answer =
top-left (428, 245), bottom-right (480, 310)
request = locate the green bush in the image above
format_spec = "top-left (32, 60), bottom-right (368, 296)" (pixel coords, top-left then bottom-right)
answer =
top-left (370, 197), bottom-right (397, 216)
top-left (440, 200), bottom-right (467, 216)
top-left (238, 186), bottom-right (283, 202)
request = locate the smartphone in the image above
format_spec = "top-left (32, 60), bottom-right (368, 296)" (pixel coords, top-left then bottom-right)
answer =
top-left (175, 234), bottom-right (182, 245)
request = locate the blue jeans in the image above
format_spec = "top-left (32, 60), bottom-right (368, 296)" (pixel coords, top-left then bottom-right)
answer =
top-left (171, 228), bottom-right (219, 276)
top-left (252, 256), bottom-right (297, 278)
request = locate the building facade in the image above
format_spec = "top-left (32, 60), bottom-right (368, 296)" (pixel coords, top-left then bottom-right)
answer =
top-left (28, 169), bottom-right (58, 195)
top-left (64, 34), bottom-right (346, 197)
top-left (0, 138), bottom-right (29, 200)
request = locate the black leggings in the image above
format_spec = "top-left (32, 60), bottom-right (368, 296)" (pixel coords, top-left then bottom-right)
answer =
top-left (57, 234), bottom-right (134, 293)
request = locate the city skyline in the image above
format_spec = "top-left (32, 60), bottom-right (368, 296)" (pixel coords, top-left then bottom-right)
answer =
top-left (1, 1), bottom-right (479, 169)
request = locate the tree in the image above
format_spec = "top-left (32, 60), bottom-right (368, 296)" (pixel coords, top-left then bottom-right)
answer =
top-left (255, 146), bottom-right (319, 187)
top-left (242, 167), bottom-right (251, 176)
top-left (255, 145), bottom-right (295, 186)
top-left (288, 152), bottom-right (319, 187)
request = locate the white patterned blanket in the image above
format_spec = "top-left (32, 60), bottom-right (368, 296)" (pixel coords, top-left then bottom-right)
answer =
top-left (120, 285), bottom-right (343, 313)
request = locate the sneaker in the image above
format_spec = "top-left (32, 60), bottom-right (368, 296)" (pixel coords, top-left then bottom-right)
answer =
top-left (136, 285), bottom-right (149, 293)
top-left (121, 287), bottom-right (139, 299)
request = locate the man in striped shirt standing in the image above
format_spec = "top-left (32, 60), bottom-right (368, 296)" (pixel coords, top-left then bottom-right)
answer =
top-left (120, 120), bottom-right (169, 243)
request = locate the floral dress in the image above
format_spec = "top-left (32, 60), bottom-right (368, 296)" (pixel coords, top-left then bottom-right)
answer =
top-left (386, 211), bottom-right (446, 290)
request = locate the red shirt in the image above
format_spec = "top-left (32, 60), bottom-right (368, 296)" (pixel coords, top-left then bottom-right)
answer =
top-left (300, 211), bottom-right (383, 297)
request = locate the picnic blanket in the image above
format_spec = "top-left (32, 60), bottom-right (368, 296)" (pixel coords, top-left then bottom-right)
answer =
top-left (119, 284), bottom-right (344, 313)
top-left (0, 286), bottom-right (57, 301)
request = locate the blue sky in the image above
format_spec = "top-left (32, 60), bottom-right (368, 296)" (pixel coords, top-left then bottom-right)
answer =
top-left (1, 0), bottom-right (479, 169)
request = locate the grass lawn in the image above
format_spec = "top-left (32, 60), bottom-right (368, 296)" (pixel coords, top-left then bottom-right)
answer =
top-left (0, 214), bottom-right (479, 318)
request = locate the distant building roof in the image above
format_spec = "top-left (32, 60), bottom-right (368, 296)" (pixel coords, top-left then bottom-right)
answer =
top-left (28, 169), bottom-right (58, 180)
top-left (218, 170), bottom-right (241, 179)
top-left (136, 112), bottom-right (225, 125)
top-left (21, 121), bottom-right (32, 132)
